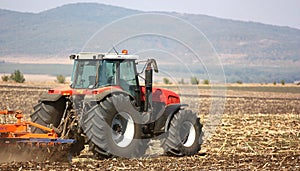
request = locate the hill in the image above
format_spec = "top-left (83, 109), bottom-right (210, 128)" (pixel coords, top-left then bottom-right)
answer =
top-left (0, 3), bottom-right (299, 83)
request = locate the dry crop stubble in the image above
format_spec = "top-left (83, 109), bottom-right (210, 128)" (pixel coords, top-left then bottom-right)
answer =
top-left (0, 83), bottom-right (299, 170)
top-left (0, 84), bottom-right (47, 123)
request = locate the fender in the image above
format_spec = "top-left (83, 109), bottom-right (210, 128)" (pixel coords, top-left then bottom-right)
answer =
top-left (153, 103), bottom-right (188, 134)
top-left (84, 88), bottom-right (134, 102)
top-left (39, 92), bottom-right (63, 102)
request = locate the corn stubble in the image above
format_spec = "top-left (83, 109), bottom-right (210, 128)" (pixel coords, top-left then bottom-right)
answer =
top-left (0, 84), bottom-right (299, 170)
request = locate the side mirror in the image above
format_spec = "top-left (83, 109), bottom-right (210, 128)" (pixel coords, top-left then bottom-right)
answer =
top-left (69, 54), bottom-right (76, 60)
top-left (147, 59), bottom-right (158, 73)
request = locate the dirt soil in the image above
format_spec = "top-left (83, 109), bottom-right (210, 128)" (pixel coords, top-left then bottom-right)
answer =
top-left (0, 83), bottom-right (299, 170)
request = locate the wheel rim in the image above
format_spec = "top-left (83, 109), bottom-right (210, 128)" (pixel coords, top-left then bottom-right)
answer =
top-left (111, 112), bottom-right (135, 147)
top-left (180, 121), bottom-right (196, 147)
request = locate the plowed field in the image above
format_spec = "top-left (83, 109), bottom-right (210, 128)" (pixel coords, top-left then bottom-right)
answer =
top-left (0, 83), bottom-right (299, 170)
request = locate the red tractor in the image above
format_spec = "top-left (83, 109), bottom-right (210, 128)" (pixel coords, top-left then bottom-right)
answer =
top-left (30, 50), bottom-right (203, 158)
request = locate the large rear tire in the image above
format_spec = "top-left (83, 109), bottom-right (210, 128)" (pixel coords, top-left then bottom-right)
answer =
top-left (161, 109), bottom-right (203, 156)
top-left (30, 97), bottom-right (85, 156)
top-left (82, 93), bottom-right (148, 158)
top-left (30, 97), bottom-right (66, 133)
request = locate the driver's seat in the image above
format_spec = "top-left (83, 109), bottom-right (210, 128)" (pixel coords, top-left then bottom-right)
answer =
top-left (88, 76), bottom-right (96, 87)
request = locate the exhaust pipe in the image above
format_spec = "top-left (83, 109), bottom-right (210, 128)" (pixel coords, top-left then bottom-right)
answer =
top-left (144, 59), bottom-right (158, 113)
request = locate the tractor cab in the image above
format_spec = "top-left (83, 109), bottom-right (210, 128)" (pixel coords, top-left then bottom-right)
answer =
top-left (69, 52), bottom-right (139, 96)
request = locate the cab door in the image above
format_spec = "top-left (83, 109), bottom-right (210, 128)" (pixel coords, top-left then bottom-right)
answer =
top-left (119, 60), bottom-right (139, 96)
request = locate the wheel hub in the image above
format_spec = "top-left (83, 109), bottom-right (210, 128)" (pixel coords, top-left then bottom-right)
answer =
top-left (180, 121), bottom-right (196, 147)
top-left (111, 112), bottom-right (135, 147)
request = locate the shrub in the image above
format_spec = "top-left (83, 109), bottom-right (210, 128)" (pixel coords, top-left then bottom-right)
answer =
top-left (273, 81), bottom-right (276, 85)
top-left (190, 77), bottom-right (199, 85)
top-left (1, 75), bottom-right (9, 82)
top-left (203, 79), bottom-right (210, 85)
top-left (236, 80), bottom-right (243, 84)
top-left (281, 80), bottom-right (285, 85)
top-left (10, 70), bottom-right (25, 83)
top-left (163, 78), bottom-right (171, 84)
top-left (56, 75), bottom-right (66, 84)
top-left (178, 78), bottom-right (185, 84)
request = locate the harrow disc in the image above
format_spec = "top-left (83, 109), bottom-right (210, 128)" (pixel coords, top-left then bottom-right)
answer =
top-left (0, 138), bottom-right (74, 163)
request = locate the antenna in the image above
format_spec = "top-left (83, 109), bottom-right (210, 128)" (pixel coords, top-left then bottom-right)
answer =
top-left (112, 46), bottom-right (119, 55)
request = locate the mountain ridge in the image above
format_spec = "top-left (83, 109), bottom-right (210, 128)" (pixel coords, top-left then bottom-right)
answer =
top-left (0, 3), bottom-right (299, 83)
top-left (1, 3), bottom-right (299, 60)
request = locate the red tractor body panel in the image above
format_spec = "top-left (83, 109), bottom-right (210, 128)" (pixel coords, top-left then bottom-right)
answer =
top-left (140, 86), bottom-right (180, 105)
top-left (47, 86), bottom-right (180, 105)
top-left (47, 86), bottom-right (122, 96)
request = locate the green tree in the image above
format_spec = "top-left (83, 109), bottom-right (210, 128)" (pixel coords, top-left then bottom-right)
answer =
top-left (1, 75), bottom-right (9, 82)
top-left (203, 79), bottom-right (210, 85)
top-left (281, 80), bottom-right (285, 85)
top-left (273, 81), bottom-right (276, 85)
top-left (10, 70), bottom-right (25, 83)
top-left (190, 77), bottom-right (199, 85)
top-left (163, 78), bottom-right (171, 84)
top-left (56, 75), bottom-right (66, 84)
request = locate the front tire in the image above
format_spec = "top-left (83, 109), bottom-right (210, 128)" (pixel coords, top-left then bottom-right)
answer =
top-left (82, 93), bottom-right (148, 158)
top-left (161, 109), bottom-right (203, 156)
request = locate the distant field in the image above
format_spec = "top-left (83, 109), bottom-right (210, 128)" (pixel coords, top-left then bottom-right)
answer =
top-left (159, 84), bottom-right (300, 94)
top-left (226, 85), bottom-right (300, 93)
top-left (0, 62), bottom-right (72, 76)
top-left (1, 62), bottom-right (300, 83)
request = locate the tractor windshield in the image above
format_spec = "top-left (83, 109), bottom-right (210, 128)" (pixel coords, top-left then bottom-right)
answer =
top-left (71, 59), bottom-right (138, 92)
top-left (71, 60), bottom-right (100, 89)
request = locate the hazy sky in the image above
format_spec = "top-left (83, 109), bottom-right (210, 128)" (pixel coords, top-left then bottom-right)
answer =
top-left (1, 0), bottom-right (300, 29)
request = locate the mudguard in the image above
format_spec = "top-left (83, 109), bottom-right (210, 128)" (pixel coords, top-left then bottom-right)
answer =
top-left (153, 103), bottom-right (188, 133)
top-left (84, 88), bottom-right (133, 102)
top-left (39, 92), bottom-right (63, 102)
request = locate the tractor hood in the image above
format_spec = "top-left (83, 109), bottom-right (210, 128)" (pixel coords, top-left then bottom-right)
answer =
top-left (140, 86), bottom-right (180, 105)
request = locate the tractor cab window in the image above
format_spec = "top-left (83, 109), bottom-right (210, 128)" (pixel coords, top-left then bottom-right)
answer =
top-left (99, 60), bottom-right (117, 86)
top-left (119, 60), bottom-right (138, 95)
top-left (71, 59), bottom-right (138, 94)
top-left (119, 60), bottom-right (136, 85)
top-left (99, 59), bottom-right (138, 95)
top-left (72, 60), bottom-right (99, 89)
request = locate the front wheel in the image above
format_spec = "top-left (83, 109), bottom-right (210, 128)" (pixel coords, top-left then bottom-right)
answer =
top-left (161, 109), bottom-right (203, 156)
top-left (82, 93), bottom-right (148, 158)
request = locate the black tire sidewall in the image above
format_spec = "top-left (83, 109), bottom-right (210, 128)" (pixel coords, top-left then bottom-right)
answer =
top-left (103, 109), bottom-right (144, 157)
top-left (30, 97), bottom-right (66, 133)
top-left (177, 112), bottom-right (201, 155)
top-left (83, 93), bottom-right (147, 158)
top-left (164, 110), bottom-right (202, 156)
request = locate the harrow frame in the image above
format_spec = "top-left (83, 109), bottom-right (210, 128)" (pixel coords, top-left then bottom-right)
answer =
top-left (0, 109), bottom-right (74, 145)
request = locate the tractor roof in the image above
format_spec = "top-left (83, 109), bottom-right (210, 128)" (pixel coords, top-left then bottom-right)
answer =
top-left (70, 52), bottom-right (138, 60)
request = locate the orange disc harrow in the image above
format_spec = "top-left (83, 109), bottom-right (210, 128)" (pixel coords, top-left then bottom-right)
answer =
top-left (0, 110), bottom-right (74, 162)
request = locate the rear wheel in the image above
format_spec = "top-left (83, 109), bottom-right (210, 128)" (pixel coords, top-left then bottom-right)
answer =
top-left (82, 93), bottom-right (148, 158)
top-left (30, 97), bottom-right (85, 156)
top-left (30, 97), bottom-right (66, 133)
top-left (161, 109), bottom-right (203, 156)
